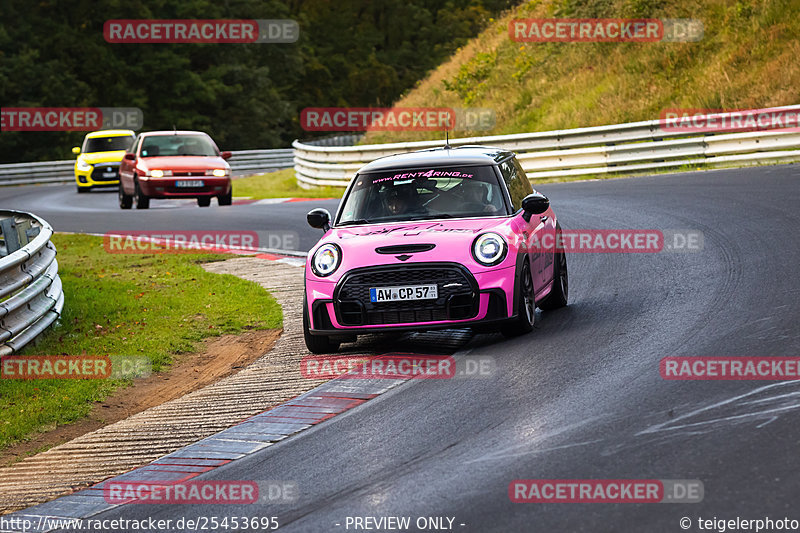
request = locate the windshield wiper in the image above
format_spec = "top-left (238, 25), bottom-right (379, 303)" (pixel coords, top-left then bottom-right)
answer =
top-left (406, 214), bottom-right (456, 221)
top-left (337, 219), bottom-right (372, 226)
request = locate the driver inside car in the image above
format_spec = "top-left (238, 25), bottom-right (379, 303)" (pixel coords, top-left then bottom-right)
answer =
top-left (386, 185), bottom-right (427, 216)
top-left (461, 180), bottom-right (499, 213)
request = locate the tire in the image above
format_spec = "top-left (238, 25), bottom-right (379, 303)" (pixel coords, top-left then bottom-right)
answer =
top-left (501, 257), bottom-right (536, 337)
top-left (76, 185), bottom-right (89, 194)
top-left (303, 296), bottom-right (340, 354)
top-left (134, 180), bottom-right (149, 209)
top-left (118, 183), bottom-right (132, 209)
top-left (538, 245), bottom-right (568, 311)
top-left (197, 197), bottom-right (211, 207)
top-left (218, 189), bottom-right (232, 206)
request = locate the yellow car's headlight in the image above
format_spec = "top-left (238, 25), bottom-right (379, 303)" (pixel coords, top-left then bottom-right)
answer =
top-left (76, 159), bottom-right (92, 172)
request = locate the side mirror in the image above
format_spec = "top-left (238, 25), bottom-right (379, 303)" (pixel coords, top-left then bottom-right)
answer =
top-left (124, 153), bottom-right (136, 161)
top-left (307, 208), bottom-right (331, 231)
top-left (72, 147), bottom-right (80, 155)
top-left (521, 192), bottom-right (549, 222)
top-left (220, 151), bottom-right (232, 160)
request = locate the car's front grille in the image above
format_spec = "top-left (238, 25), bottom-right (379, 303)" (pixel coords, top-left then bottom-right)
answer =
top-left (173, 171), bottom-right (206, 177)
top-left (90, 163), bottom-right (120, 182)
top-left (334, 263), bottom-right (478, 326)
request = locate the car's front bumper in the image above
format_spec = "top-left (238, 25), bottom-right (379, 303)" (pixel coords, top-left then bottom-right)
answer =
top-left (305, 262), bottom-right (517, 335)
top-left (138, 176), bottom-right (231, 198)
top-left (75, 163), bottom-right (121, 187)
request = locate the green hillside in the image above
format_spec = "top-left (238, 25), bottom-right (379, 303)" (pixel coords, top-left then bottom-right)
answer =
top-left (364, 0), bottom-right (800, 144)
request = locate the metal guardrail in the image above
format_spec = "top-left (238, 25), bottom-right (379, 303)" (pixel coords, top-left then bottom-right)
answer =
top-left (292, 105), bottom-right (800, 188)
top-left (0, 149), bottom-right (294, 186)
top-left (228, 149), bottom-right (294, 177)
top-left (0, 210), bottom-right (63, 356)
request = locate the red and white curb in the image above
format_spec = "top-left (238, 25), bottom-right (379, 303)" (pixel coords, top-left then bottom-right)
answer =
top-left (4, 366), bottom-right (412, 531)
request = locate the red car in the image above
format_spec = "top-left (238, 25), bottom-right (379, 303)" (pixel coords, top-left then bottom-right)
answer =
top-left (118, 131), bottom-right (233, 209)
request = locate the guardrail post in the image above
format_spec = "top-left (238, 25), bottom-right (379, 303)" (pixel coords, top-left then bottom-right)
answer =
top-left (0, 217), bottom-right (23, 256)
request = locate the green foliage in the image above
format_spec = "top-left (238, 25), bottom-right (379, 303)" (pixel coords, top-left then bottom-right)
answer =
top-left (0, 0), bottom-right (516, 162)
top-left (442, 51), bottom-right (497, 103)
top-left (233, 168), bottom-right (343, 199)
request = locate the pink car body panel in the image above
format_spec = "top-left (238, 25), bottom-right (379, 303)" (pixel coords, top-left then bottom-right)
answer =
top-left (305, 213), bottom-right (557, 331)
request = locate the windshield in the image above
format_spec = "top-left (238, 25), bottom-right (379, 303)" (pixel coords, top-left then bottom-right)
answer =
top-left (139, 135), bottom-right (218, 157)
top-left (336, 166), bottom-right (508, 226)
top-left (82, 136), bottom-right (133, 153)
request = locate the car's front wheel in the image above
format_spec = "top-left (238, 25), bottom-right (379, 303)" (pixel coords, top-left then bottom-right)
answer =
top-left (76, 185), bottom-right (88, 194)
top-left (118, 183), bottom-right (132, 209)
top-left (218, 189), bottom-right (232, 206)
top-left (501, 257), bottom-right (536, 337)
top-left (197, 197), bottom-right (211, 207)
top-left (134, 180), bottom-right (149, 209)
top-left (303, 296), bottom-right (340, 354)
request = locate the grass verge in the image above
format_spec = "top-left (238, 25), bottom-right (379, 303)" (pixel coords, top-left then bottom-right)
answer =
top-left (0, 234), bottom-right (281, 450)
top-left (363, 0), bottom-right (799, 145)
top-left (233, 168), bottom-right (344, 199)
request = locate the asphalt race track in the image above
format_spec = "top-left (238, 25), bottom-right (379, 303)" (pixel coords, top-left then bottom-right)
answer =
top-left (5, 164), bottom-right (800, 531)
top-left (0, 183), bottom-right (337, 253)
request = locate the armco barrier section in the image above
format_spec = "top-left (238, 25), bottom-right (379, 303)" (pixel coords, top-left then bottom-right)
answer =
top-left (292, 105), bottom-right (800, 188)
top-left (0, 149), bottom-right (294, 186)
top-left (0, 210), bottom-right (63, 356)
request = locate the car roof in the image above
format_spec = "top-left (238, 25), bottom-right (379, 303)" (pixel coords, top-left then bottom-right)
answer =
top-left (357, 145), bottom-right (514, 173)
top-left (140, 130), bottom-right (210, 137)
top-left (85, 129), bottom-right (135, 138)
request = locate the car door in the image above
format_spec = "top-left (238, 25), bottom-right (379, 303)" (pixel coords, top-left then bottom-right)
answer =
top-left (499, 158), bottom-right (551, 294)
top-left (513, 158), bottom-right (556, 292)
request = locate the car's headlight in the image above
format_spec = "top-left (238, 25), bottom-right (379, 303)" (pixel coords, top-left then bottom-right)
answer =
top-left (311, 243), bottom-right (341, 277)
top-left (472, 232), bottom-right (508, 266)
top-left (206, 169), bottom-right (228, 177)
top-left (147, 170), bottom-right (172, 178)
top-left (76, 159), bottom-right (92, 172)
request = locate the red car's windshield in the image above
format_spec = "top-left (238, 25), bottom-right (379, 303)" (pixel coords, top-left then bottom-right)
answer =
top-left (140, 135), bottom-right (218, 157)
top-left (336, 165), bottom-right (508, 226)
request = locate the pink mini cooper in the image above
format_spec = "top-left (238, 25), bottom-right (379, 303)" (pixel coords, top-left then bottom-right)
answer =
top-left (303, 146), bottom-right (568, 353)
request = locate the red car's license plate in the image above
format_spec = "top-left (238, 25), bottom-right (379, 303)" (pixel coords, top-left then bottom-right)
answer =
top-left (175, 180), bottom-right (204, 187)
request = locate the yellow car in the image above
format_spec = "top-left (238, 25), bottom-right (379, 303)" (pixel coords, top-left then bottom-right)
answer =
top-left (73, 130), bottom-right (136, 193)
